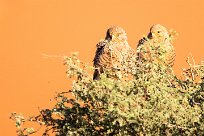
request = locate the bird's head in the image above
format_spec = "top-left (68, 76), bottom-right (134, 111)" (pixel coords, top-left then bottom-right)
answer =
top-left (148, 24), bottom-right (169, 41)
top-left (105, 26), bottom-right (127, 42)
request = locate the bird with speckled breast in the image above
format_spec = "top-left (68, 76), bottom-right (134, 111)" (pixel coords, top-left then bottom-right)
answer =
top-left (137, 24), bottom-right (176, 67)
top-left (93, 26), bottom-right (135, 80)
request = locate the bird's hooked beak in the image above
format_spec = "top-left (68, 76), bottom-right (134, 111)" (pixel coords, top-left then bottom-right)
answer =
top-left (147, 32), bottom-right (153, 39)
top-left (105, 30), bottom-right (112, 40)
top-left (148, 31), bottom-right (159, 39)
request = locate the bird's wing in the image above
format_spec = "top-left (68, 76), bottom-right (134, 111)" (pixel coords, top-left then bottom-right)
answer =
top-left (137, 37), bottom-right (152, 61)
top-left (137, 37), bottom-right (148, 48)
top-left (93, 40), bottom-right (108, 67)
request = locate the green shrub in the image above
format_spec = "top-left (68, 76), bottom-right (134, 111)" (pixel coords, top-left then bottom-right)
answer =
top-left (10, 49), bottom-right (204, 136)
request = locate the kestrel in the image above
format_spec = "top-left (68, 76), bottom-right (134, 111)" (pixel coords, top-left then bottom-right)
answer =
top-left (137, 24), bottom-right (176, 67)
top-left (93, 26), bottom-right (135, 80)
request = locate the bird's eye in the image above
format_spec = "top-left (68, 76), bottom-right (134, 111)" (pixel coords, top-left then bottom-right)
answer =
top-left (157, 31), bottom-right (160, 33)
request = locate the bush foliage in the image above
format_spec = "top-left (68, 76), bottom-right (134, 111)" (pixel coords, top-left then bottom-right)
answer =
top-left (10, 39), bottom-right (204, 136)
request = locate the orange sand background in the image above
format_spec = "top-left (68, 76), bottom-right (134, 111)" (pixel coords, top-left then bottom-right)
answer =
top-left (0, 0), bottom-right (204, 135)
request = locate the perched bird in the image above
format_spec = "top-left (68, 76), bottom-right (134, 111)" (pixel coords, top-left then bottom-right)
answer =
top-left (93, 26), bottom-right (135, 80)
top-left (137, 24), bottom-right (176, 67)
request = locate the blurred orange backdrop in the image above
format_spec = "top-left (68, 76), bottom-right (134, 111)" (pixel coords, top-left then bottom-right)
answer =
top-left (0, 0), bottom-right (204, 135)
